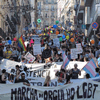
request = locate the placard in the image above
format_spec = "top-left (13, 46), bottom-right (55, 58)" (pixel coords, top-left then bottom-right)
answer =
top-left (76, 43), bottom-right (83, 54)
top-left (34, 38), bottom-right (40, 44)
top-left (50, 34), bottom-right (57, 39)
top-left (33, 44), bottom-right (41, 55)
top-left (53, 38), bottom-right (60, 47)
top-left (24, 52), bottom-right (35, 62)
top-left (71, 48), bottom-right (78, 59)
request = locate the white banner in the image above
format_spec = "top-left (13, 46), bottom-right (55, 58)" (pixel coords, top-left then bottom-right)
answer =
top-left (76, 43), bottom-right (83, 54)
top-left (71, 48), bottom-right (78, 59)
top-left (0, 59), bottom-right (87, 79)
top-left (0, 80), bottom-right (99, 100)
top-left (24, 52), bottom-right (35, 62)
top-left (33, 44), bottom-right (42, 55)
top-left (29, 77), bottom-right (58, 86)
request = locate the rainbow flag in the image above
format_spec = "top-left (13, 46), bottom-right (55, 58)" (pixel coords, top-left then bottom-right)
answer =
top-left (18, 35), bottom-right (26, 51)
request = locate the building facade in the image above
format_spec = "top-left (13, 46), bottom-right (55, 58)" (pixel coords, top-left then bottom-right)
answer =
top-left (0, 0), bottom-right (32, 38)
top-left (34, 0), bottom-right (57, 29)
top-left (75, 0), bottom-right (100, 36)
top-left (60, 0), bottom-right (76, 30)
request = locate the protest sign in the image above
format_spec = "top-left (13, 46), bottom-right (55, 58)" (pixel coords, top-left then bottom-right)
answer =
top-left (24, 52), bottom-right (35, 62)
top-left (71, 48), bottom-right (78, 59)
top-left (0, 80), bottom-right (99, 100)
top-left (34, 38), bottom-right (40, 44)
top-left (76, 43), bottom-right (83, 54)
top-left (50, 34), bottom-right (57, 39)
top-left (53, 38), bottom-right (60, 47)
top-left (33, 44), bottom-right (41, 55)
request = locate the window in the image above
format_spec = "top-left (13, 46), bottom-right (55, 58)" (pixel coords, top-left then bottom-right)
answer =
top-left (45, 13), bottom-right (48, 18)
top-left (51, 12), bottom-right (54, 17)
top-left (37, 2), bottom-right (41, 10)
top-left (51, 6), bottom-right (54, 11)
top-left (46, 0), bottom-right (48, 4)
top-left (51, 0), bottom-right (54, 4)
top-left (45, 6), bottom-right (49, 11)
top-left (38, 10), bottom-right (41, 15)
top-left (51, 20), bottom-right (54, 25)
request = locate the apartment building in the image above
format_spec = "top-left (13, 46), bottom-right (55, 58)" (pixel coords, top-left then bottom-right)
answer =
top-left (34, 0), bottom-right (57, 29)
top-left (0, 0), bottom-right (31, 38)
top-left (75, 0), bottom-right (100, 36)
top-left (60, 0), bottom-right (76, 30)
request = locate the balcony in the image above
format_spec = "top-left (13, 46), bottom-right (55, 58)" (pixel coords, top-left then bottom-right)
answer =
top-left (45, 16), bottom-right (49, 18)
top-left (87, 5), bottom-right (100, 36)
top-left (78, 0), bottom-right (85, 11)
top-left (84, 0), bottom-right (93, 7)
top-left (77, 0), bottom-right (85, 17)
top-left (51, 16), bottom-right (55, 19)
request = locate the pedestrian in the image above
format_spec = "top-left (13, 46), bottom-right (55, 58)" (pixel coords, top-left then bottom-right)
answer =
top-left (70, 64), bottom-right (81, 79)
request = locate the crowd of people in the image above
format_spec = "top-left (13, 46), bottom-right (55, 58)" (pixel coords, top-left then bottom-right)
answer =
top-left (0, 28), bottom-right (100, 86)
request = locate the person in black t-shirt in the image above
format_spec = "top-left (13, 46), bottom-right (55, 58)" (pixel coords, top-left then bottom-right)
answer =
top-left (70, 64), bottom-right (81, 79)
top-left (0, 69), bottom-right (6, 84)
top-left (15, 73), bottom-right (30, 86)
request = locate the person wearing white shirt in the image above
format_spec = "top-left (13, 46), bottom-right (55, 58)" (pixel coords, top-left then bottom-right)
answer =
top-left (20, 58), bottom-right (26, 70)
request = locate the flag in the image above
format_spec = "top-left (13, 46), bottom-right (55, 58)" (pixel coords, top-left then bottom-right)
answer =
top-left (83, 59), bottom-right (97, 78)
top-left (62, 51), bottom-right (70, 69)
top-left (18, 35), bottom-right (26, 51)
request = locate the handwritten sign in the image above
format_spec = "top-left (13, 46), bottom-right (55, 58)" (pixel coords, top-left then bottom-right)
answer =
top-left (24, 52), bottom-right (35, 62)
top-left (71, 48), bottom-right (78, 59)
top-left (34, 38), bottom-right (40, 44)
top-left (53, 38), bottom-right (60, 47)
top-left (33, 44), bottom-right (41, 55)
top-left (76, 43), bottom-right (83, 54)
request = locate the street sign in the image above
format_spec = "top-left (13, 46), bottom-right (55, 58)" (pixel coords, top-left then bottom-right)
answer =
top-left (81, 25), bottom-right (86, 29)
top-left (93, 29), bottom-right (97, 31)
top-left (92, 22), bottom-right (99, 29)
